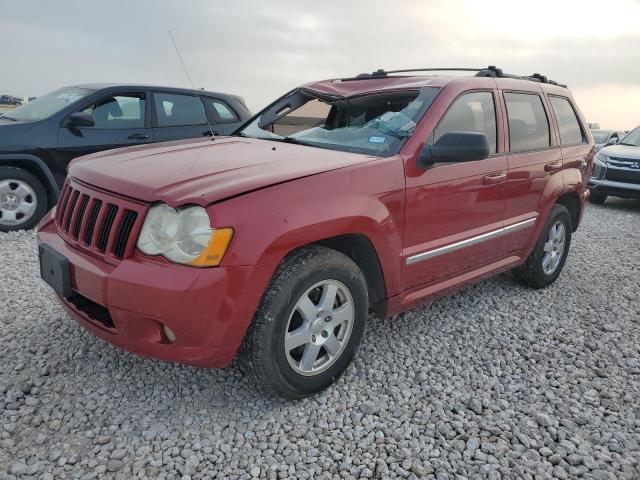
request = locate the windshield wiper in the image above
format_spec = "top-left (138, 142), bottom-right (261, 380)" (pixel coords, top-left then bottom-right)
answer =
top-left (0, 114), bottom-right (18, 121)
top-left (618, 142), bottom-right (635, 146)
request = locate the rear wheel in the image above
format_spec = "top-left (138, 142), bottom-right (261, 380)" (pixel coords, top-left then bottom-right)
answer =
top-left (0, 166), bottom-right (48, 232)
top-left (589, 192), bottom-right (607, 204)
top-left (240, 245), bottom-right (368, 399)
top-left (513, 204), bottom-right (572, 289)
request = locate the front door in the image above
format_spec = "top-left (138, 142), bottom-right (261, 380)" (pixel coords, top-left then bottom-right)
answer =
top-left (402, 90), bottom-right (508, 290)
top-left (57, 92), bottom-right (152, 165)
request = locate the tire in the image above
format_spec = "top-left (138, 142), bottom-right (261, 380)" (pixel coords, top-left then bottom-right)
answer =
top-left (240, 245), bottom-right (368, 399)
top-left (589, 192), bottom-right (607, 204)
top-left (0, 166), bottom-right (48, 232)
top-left (513, 204), bottom-right (572, 290)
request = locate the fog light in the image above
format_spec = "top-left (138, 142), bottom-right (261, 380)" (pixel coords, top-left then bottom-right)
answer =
top-left (163, 325), bottom-right (176, 343)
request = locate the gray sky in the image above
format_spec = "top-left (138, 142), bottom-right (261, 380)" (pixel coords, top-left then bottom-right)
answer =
top-left (2, 0), bottom-right (639, 129)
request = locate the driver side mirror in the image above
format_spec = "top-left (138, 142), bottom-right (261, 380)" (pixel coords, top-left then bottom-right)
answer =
top-left (66, 112), bottom-right (94, 128)
top-left (607, 137), bottom-right (619, 146)
top-left (418, 132), bottom-right (490, 168)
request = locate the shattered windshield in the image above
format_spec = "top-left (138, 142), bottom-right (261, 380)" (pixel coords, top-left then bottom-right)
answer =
top-left (239, 87), bottom-right (440, 156)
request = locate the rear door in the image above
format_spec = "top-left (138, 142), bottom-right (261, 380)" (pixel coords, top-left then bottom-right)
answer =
top-left (57, 91), bottom-right (151, 164)
top-left (499, 85), bottom-right (564, 254)
top-left (402, 89), bottom-right (509, 290)
top-left (152, 92), bottom-right (221, 141)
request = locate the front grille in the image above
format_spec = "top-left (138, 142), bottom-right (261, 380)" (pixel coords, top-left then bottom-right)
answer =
top-left (55, 179), bottom-right (145, 262)
top-left (606, 157), bottom-right (640, 185)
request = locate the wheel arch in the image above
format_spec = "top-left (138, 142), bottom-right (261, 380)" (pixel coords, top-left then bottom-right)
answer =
top-left (313, 233), bottom-right (387, 314)
top-left (0, 154), bottom-right (60, 209)
top-left (555, 190), bottom-right (580, 231)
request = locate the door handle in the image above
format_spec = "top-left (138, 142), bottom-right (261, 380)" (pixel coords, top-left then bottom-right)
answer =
top-left (483, 172), bottom-right (507, 185)
top-left (128, 133), bottom-right (149, 140)
top-left (544, 161), bottom-right (563, 173)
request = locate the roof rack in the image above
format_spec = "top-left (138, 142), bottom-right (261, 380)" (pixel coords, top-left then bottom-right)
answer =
top-left (351, 66), bottom-right (567, 88)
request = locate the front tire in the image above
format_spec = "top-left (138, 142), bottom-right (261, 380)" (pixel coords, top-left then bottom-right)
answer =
top-left (589, 192), bottom-right (607, 204)
top-left (240, 245), bottom-right (368, 399)
top-left (0, 166), bottom-right (48, 232)
top-left (513, 204), bottom-right (572, 289)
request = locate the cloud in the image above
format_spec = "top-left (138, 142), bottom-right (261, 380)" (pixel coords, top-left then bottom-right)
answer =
top-left (1, 0), bottom-right (638, 127)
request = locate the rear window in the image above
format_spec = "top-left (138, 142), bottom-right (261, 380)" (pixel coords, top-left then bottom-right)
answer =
top-left (154, 93), bottom-right (207, 127)
top-left (207, 98), bottom-right (238, 122)
top-left (549, 96), bottom-right (585, 146)
top-left (504, 92), bottom-right (551, 152)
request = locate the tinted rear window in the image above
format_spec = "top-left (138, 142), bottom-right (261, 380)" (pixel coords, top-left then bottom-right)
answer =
top-left (504, 92), bottom-right (551, 152)
top-left (155, 93), bottom-right (207, 127)
top-left (550, 96), bottom-right (585, 146)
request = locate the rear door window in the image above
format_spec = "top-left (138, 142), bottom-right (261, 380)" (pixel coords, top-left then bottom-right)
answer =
top-left (432, 91), bottom-right (497, 154)
top-left (154, 93), bottom-right (207, 127)
top-left (504, 92), bottom-right (551, 152)
top-left (549, 96), bottom-right (585, 146)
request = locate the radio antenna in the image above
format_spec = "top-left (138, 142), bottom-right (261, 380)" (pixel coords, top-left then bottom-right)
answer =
top-left (168, 30), bottom-right (215, 141)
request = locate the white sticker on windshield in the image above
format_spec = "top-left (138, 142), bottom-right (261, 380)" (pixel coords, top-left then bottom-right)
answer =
top-left (368, 136), bottom-right (386, 144)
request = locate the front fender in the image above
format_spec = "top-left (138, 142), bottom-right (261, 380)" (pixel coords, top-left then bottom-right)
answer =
top-left (211, 158), bottom-right (406, 298)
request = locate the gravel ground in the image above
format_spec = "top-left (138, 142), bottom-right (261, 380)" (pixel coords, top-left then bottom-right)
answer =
top-left (1, 198), bottom-right (639, 480)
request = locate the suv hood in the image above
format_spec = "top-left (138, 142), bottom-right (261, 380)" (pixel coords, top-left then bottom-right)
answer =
top-left (69, 137), bottom-right (377, 205)
top-left (600, 144), bottom-right (640, 160)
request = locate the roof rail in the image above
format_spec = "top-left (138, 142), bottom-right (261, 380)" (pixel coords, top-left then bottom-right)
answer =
top-left (351, 66), bottom-right (567, 88)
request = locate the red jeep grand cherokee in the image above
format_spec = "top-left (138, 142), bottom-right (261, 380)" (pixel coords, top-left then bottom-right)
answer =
top-left (37, 67), bottom-right (593, 399)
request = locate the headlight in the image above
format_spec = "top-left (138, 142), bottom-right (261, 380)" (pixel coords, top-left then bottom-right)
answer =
top-left (137, 203), bottom-right (233, 267)
top-left (592, 152), bottom-right (608, 179)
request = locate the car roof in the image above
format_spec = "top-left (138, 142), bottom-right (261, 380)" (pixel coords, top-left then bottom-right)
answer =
top-left (70, 83), bottom-right (238, 98)
top-left (304, 74), bottom-right (570, 98)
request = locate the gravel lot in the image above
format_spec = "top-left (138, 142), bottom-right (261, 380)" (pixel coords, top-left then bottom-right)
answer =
top-left (1, 199), bottom-right (639, 480)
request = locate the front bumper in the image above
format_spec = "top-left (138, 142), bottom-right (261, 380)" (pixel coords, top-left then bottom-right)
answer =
top-left (588, 178), bottom-right (640, 199)
top-left (37, 212), bottom-right (271, 368)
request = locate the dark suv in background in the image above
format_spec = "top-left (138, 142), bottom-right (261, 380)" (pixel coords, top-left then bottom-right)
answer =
top-left (589, 126), bottom-right (640, 203)
top-left (0, 84), bottom-right (251, 231)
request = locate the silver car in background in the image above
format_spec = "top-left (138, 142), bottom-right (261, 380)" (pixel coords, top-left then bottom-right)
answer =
top-left (591, 129), bottom-right (626, 151)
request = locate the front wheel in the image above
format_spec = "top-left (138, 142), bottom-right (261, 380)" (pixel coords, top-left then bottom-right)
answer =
top-left (589, 192), bottom-right (607, 204)
top-left (240, 245), bottom-right (368, 399)
top-left (0, 166), bottom-right (48, 232)
top-left (513, 204), bottom-right (572, 289)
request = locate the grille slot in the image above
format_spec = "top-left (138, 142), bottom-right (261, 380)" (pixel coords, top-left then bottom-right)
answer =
top-left (97, 205), bottom-right (118, 253)
top-left (56, 185), bottom-right (72, 225)
top-left (72, 195), bottom-right (89, 240)
top-left (84, 200), bottom-right (103, 246)
top-left (63, 191), bottom-right (80, 232)
top-left (113, 210), bottom-right (138, 259)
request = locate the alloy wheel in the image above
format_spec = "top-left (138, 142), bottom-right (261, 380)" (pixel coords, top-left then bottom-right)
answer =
top-left (284, 279), bottom-right (355, 376)
top-left (542, 220), bottom-right (566, 275)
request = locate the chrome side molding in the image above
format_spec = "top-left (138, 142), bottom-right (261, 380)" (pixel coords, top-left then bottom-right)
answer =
top-left (406, 217), bottom-right (537, 265)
